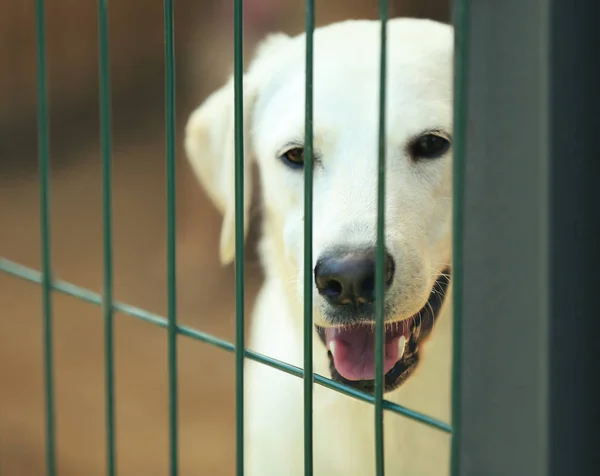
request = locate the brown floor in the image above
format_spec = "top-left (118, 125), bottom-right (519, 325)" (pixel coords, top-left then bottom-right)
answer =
top-left (0, 115), bottom-right (263, 475)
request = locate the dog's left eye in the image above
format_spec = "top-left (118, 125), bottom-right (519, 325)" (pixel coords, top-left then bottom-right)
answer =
top-left (410, 133), bottom-right (451, 159)
top-left (280, 147), bottom-right (305, 169)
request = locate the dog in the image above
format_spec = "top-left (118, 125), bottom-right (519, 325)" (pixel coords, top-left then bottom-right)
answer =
top-left (185, 18), bottom-right (454, 475)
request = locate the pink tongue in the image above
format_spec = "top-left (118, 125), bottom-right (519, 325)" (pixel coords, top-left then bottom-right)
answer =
top-left (325, 326), bottom-right (403, 381)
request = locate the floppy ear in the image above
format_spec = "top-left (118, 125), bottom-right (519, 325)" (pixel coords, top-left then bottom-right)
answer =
top-left (185, 75), bottom-right (256, 266)
top-left (185, 33), bottom-right (290, 266)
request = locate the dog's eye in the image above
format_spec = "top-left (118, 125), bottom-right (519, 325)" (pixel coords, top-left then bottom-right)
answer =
top-left (410, 133), bottom-right (451, 159)
top-left (281, 147), bottom-right (304, 169)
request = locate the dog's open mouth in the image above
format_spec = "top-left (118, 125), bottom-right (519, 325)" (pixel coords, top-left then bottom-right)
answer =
top-left (316, 270), bottom-right (451, 393)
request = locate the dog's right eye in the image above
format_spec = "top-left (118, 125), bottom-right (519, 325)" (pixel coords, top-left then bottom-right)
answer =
top-left (280, 147), bottom-right (305, 169)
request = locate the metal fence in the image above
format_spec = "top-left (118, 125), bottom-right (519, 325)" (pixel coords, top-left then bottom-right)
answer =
top-left (1, 0), bottom-right (598, 475)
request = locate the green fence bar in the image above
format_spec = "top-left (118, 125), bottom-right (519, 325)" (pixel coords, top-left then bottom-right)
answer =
top-left (34, 1), bottom-right (56, 475)
top-left (97, 1), bottom-right (116, 475)
top-left (374, 1), bottom-right (388, 474)
top-left (233, 0), bottom-right (245, 474)
top-left (302, 0), bottom-right (315, 475)
top-left (163, 1), bottom-right (178, 475)
top-left (450, 0), bottom-right (468, 475)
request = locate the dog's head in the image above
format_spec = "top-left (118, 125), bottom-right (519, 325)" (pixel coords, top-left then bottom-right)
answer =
top-left (186, 18), bottom-right (453, 393)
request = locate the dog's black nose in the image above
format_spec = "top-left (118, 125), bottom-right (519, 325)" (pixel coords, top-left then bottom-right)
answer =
top-left (314, 249), bottom-right (395, 306)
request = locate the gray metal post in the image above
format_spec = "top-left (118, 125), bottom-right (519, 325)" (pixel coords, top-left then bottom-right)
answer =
top-left (454, 0), bottom-right (600, 475)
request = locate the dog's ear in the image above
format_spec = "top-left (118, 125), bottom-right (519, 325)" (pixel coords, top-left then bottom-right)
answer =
top-left (185, 33), bottom-right (290, 265)
top-left (185, 75), bottom-right (255, 266)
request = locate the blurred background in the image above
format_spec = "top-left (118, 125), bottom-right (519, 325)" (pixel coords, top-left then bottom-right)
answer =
top-left (0, 1), bottom-right (449, 474)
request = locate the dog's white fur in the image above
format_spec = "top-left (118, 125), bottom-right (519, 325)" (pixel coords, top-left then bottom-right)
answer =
top-left (186, 18), bottom-right (454, 475)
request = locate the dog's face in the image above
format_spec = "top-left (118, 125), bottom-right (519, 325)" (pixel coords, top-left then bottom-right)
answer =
top-left (186, 19), bottom-right (453, 393)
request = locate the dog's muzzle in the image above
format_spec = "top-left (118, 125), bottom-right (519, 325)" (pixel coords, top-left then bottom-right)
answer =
top-left (315, 267), bottom-right (451, 394)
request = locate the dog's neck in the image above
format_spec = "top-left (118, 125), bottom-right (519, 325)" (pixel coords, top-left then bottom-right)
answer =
top-left (256, 216), bottom-right (305, 322)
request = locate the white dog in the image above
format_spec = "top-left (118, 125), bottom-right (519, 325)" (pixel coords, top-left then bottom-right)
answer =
top-left (186, 18), bottom-right (454, 476)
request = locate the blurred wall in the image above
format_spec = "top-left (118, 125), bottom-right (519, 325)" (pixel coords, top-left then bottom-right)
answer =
top-left (0, 0), bottom-right (203, 127)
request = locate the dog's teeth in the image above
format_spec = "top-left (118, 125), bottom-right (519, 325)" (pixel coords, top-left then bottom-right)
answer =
top-left (398, 336), bottom-right (407, 359)
top-left (329, 341), bottom-right (336, 358)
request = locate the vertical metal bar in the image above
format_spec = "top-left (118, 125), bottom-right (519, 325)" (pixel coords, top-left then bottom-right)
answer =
top-left (35, 1), bottom-right (56, 475)
top-left (456, 1), bottom-right (600, 472)
top-left (303, 1), bottom-right (315, 475)
top-left (164, 1), bottom-right (178, 475)
top-left (450, 0), bottom-right (469, 475)
top-left (455, 0), bottom-right (552, 474)
top-left (233, 0), bottom-right (245, 475)
top-left (97, 1), bottom-right (116, 475)
top-left (374, 1), bottom-right (388, 475)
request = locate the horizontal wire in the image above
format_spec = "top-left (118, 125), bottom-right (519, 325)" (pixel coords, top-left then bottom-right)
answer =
top-left (0, 257), bottom-right (452, 433)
